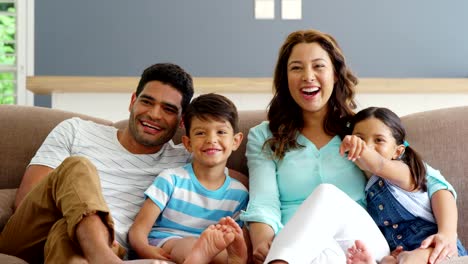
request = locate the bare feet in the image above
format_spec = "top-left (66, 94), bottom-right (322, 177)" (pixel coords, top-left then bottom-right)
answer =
top-left (219, 217), bottom-right (248, 264)
top-left (346, 240), bottom-right (377, 264)
top-left (124, 260), bottom-right (175, 264)
top-left (183, 224), bottom-right (236, 264)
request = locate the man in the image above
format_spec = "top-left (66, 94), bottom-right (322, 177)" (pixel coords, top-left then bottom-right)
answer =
top-left (0, 63), bottom-right (194, 263)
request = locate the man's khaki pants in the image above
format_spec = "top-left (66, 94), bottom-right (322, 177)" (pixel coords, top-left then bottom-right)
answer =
top-left (0, 156), bottom-right (124, 263)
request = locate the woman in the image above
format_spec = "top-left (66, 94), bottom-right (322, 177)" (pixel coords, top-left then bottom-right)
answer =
top-left (240, 29), bottom-right (390, 264)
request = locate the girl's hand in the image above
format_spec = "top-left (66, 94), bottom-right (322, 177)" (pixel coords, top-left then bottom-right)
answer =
top-left (252, 240), bottom-right (271, 264)
top-left (340, 135), bottom-right (366, 162)
top-left (420, 232), bottom-right (458, 264)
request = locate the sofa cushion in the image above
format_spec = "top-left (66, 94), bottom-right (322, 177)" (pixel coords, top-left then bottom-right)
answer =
top-left (0, 189), bottom-right (16, 230)
top-left (402, 106), bottom-right (468, 245)
top-left (0, 254), bottom-right (28, 264)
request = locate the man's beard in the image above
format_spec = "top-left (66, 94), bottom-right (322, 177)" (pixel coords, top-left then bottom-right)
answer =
top-left (128, 111), bottom-right (178, 147)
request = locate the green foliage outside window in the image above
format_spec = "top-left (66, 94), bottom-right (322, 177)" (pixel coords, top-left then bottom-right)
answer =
top-left (0, 3), bottom-right (16, 104)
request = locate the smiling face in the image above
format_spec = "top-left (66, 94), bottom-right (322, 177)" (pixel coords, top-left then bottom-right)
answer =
top-left (182, 117), bottom-right (242, 169)
top-left (287, 42), bottom-right (336, 117)
top-left (126, 80), bottom-right (183, 153)
top-left (352, 117), bottom-right (405, 160)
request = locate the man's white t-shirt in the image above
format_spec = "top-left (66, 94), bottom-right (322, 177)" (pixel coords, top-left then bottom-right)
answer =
top-left (30, 117), bottom-right (191, 250)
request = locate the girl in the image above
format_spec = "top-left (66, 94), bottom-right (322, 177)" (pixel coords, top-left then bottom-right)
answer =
top-left (341, 107), bottom-right (467, 264)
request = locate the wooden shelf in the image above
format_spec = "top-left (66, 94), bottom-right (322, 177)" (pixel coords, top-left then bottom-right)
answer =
top-left (27, 76), bottom-right (468, 95)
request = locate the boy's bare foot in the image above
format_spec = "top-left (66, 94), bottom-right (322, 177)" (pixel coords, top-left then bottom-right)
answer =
top-left (183, 224), bottom-right (235, 264)
top-left (124, 260), bottom-right (175, 264)
top-left (219, 217), bottom-right (248, 264)
top-left (346, 240), bottom-right (377, 264)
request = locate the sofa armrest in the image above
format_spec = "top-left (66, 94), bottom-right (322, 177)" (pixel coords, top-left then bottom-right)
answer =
top-left (0, 189), bottom-right (17, 230)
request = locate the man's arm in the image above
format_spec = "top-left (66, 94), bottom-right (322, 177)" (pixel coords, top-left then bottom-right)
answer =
top-left (14, 165), bottom-right (53, 210)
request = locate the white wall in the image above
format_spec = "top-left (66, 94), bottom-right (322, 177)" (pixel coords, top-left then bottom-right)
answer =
top-left (53, 93), bottom-right (468, 122)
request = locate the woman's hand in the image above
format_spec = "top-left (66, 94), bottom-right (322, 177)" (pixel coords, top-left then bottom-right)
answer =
top-left (252, 239), bottom-right (272, 264)
top-left (420, 232), bottom-right (458, 264)
top-left (249, 222), bottom-right (275, 264)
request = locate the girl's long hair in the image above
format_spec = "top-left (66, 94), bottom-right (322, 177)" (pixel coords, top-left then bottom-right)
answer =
top-left (351, 107), bottom-right (427, 191)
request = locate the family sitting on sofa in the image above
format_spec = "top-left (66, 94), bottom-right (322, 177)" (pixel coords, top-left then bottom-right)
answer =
top-left (0, 29), bottom-right (464, 264)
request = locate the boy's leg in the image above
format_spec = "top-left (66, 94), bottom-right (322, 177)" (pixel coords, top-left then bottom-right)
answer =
top-left (181, 225), bottom-right (235, 264)
top-left (218, 217), bottom-right (248, 264)
top-left (162, 237), bottom-right (200, 264)
top-left (0, 156), bottom-right (115, 262)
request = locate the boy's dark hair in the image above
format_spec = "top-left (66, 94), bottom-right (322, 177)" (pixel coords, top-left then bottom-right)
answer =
top-left (350, 107), bottom-right (427, 191)
top-left (183, 93), bottom-right (239, 135)
top-left (136, 63), bottom-right (194, 113)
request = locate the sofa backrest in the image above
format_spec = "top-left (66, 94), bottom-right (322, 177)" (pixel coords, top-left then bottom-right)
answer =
top-left (0, 105), bottom-right (113, 188)
top-left (0, 105), bottom-right (266, 189)
top-left (1, 104), bottom-right (467, 244)
top-left (401, 106), bottom-right (468, 244)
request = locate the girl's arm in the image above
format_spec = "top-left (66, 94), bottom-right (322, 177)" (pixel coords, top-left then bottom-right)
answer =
top-left (249, 222), bottom-right (275, 264)
top-left (340, 135), bottom-right (415, 191)
top-left (128, 199), bottom-right (171, 260)
top-left (421, 190), bottom-right (458, 263)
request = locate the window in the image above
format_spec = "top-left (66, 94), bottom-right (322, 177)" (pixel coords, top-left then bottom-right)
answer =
top-left (0, 0), bottom-right (33, 105)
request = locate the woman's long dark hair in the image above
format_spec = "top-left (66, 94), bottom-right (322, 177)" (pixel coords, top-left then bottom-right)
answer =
top-left (265, 29), bottom-right (358, 160)
top-left (350, 107), bottom-right (427, 191)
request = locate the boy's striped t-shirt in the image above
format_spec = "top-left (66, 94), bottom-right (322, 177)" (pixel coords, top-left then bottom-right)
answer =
top-left (145, 163), bottom-right (249, 240)
top-left (29, 117), bottom-right (191, 250)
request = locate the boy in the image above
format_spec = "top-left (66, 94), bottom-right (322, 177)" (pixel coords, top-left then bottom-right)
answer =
top-left (129, 93), bottom-right (249, 264)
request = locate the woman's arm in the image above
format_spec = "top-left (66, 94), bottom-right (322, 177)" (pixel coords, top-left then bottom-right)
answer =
top-left (249, 222), bottom-right (275, 264)
top-left (241, 123), bottom-right (283, 263)
top-left (421, 190), bottom-right (458, 263)
top-left (241, 123), bottom-right (283, 231)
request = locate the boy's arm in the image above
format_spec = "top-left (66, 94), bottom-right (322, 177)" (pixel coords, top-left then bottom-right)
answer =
top-left (128, 199), bottom-right (171, 260)
top-left (421, 190), bottom-right (458, 263)
top-left (15, 165), bottom-right (53, 210)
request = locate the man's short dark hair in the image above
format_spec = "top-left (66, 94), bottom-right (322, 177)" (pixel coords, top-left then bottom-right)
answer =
top-left (136, 63), bottom-right (194, 113)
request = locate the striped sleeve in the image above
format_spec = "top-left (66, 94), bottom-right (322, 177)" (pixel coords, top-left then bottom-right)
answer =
top-left (144, 169), bottom-right (175, 210)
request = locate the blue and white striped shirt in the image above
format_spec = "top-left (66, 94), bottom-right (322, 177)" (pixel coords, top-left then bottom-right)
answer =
top-left (145, 163), bottom-right (249, 240)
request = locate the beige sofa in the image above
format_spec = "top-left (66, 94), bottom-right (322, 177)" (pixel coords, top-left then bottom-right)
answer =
top-left (1, 104), bottom-right (467, 264)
